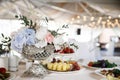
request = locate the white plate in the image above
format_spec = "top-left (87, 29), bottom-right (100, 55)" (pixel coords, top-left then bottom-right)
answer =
top-left (83, 65), bottom-right (99, 69)
top-left (95, 67), bottom-right (120, 77)
top-left (82, 57), bottom-right (119, 69)
top-left (83, 64), bottom-right (117, 70)
top-left (47, 64), bottom-right (85, 74)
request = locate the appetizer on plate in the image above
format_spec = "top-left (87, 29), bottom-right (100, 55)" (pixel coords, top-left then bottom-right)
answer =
top-left (42, 58), bottom-right (80, 72)
top-left (0, 67), bottom-right (10, 80)
top-left (88, 60), bottom-right (117, 68)
top-left (99, 68), bottom-right (120, 80)
top-left (54, 47), bottom-right (74, 54)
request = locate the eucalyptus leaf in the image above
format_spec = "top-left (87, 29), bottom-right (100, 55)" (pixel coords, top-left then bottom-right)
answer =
top-left (15, 15), bottom-right (36, 29)
top-left (1, 33), bottom-right (4, 38)
top-left (15, 15), bottom-right (18, 18)
top-left (70, 43), bottom-right (78, 49)
top-left (5, 37), bottom-right (8, 39)
top-left (45, 17), bottom-right (48, 22)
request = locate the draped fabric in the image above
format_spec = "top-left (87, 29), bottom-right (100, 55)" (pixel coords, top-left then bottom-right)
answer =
top-left (0, 0), bottom-right (119, 22)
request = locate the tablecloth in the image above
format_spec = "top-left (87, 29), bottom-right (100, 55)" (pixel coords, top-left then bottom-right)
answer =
top-left (11, 63), bottom-right (103, 80)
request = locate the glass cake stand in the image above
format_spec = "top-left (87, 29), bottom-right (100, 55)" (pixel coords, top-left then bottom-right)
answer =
top-left (21, 44), bottom-right (55, 79)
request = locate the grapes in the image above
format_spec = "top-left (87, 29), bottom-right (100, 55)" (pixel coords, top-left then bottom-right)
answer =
top-left (51, 58), bottom-right (56, 63)
top-left (57, 60), bottom-right (61, 63)
top-left (51, 58), bottom-right (62, 63)
top-left (89, 60), bottom-right (117, 68)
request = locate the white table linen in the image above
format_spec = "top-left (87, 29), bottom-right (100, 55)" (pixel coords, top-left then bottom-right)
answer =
top-left (11, 63), bottom-right (103, 80)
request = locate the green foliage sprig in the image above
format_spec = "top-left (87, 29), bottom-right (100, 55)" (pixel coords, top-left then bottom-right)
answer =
top-left (59, 42), bottom-right (78, 50)
top-left (15, 15), bottom-right (36, 29)
top-left (48, 30), bottom-right (62, 37)
top-left (49, 24), bottom-right (69, 37)
top-left (0, 33), bottom-right (11, 55)
top-left (70, 43), bottom-right (78, 49)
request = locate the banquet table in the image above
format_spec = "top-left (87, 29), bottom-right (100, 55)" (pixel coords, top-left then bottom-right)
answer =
top-left (11, 63), bottom-right (104, 80)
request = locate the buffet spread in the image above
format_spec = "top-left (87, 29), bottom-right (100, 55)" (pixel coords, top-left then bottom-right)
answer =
top-left (0, 15), bottom-right (120, 80)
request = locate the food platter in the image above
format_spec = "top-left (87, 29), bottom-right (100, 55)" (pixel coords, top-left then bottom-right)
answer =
top-left (82, 59), bottom-right (118, 70)
top-left (95, 67), bottom-right (120, 79)
top-left (42, 58), bottom-right (84, 74)
top-left (54, 46), bottom-right (76, 61)
top-left (0, 67), bottom-right (16, 80)
top-left (95, 68), bottom-right (114, 77)
top-left (82, 63), bottom-right (104, 70)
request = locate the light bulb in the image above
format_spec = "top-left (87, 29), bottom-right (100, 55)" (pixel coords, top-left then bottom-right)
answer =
top-left (108, 16), bottom-right (112, 19)
top-left (107, 19), bottom-right (110, 22)
top-left (83, 16), bottom-right (86, 21)
top-left (77, 16), bottom-right (80, 19)
top-left (99, 17), bottom-right (102, 20)
top-left (91, 17), bottom-right (94, 21)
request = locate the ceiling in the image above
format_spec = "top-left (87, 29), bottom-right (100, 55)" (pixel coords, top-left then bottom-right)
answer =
top-left (0, 0), bottom-right (119, 26)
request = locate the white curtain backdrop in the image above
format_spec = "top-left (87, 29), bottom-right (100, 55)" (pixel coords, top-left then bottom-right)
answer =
top-left (0, 19), bottom-right (23, 36)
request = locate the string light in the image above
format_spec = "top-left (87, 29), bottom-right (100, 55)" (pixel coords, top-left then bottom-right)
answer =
top-left (68, 15), bottom-right (120, 28)
top-left (97, 17), bottom-right (102, 24)
top-left (77, 16), bottom-right (80, 19)
top-left (115, 19), bottom-right (118, 22)
top-left (99, 17), bottom-right (102, 20)
top-left (108, 16), bottom-right (112, 19)
top-left (90, 17), bottom-right (94, 21)
top-left (114, 19), bottom-right (119, 27)
top-left (92, 22), bottom-right (96, 28)
top-left (83, 16), bottom-right (86, 21)
top-left (102, 21), bottom-right (106, 28)
top-left (107, 19), bottom-right (110, 22)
